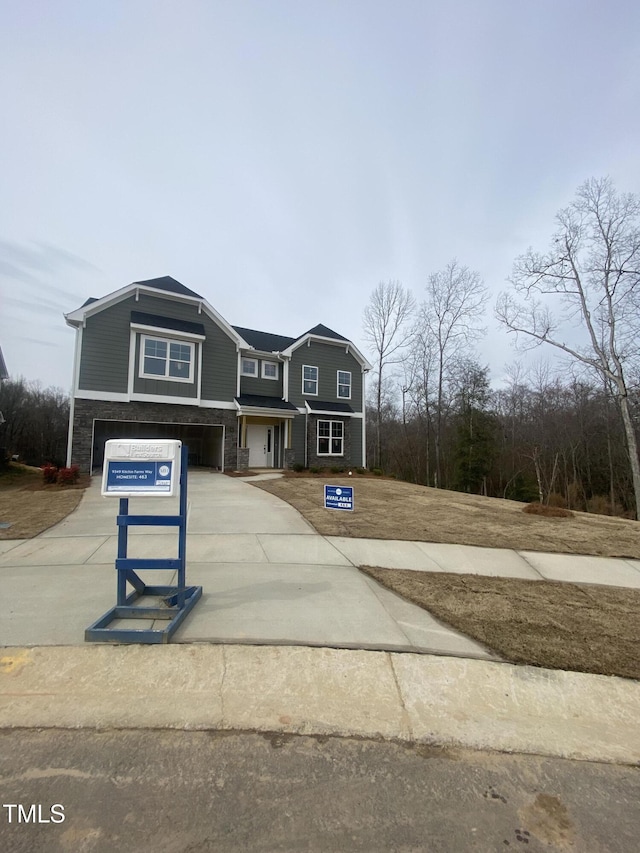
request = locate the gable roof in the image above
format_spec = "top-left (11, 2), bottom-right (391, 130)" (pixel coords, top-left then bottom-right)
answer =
top-left (233, 326), bottom-right (296, 352)
top-left (132, 276), bottom-right (202, 299)
top-left (301, 323), bottom-right (348, 342)
top-left (0, 346), bottom-right (8, 380)
top-left (65, 277), bottom-right (247, 348)
top-left (131, 311), bottom-right (205, 337)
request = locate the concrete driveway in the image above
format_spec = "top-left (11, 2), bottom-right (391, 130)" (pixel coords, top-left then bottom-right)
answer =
top-left (0, 472), bottom-right (494, 659)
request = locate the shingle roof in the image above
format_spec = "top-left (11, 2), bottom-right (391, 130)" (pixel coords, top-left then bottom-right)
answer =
top-left (131, 311), bottom-right (205, 336)
top-left (303, 323), bottom-right (348, 341)
top-left (133, 276), bottom-right (202, 299)
top-left (236, 395), bottom-right (298, 411)
top-left (306, 401), bottom-right (354, 414)
top-left (233, 326), bottom-right (296, 352)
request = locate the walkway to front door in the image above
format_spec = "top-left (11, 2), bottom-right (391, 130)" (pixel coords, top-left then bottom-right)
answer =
top-left (246, 424), bottom-right (273, 468)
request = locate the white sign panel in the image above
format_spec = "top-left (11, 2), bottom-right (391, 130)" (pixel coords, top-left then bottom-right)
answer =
top-left (101, 439), bottom-right (182, 497)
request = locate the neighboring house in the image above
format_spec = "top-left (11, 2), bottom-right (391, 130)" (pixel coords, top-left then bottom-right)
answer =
top-left (65, 276), bottom-right (371, 472)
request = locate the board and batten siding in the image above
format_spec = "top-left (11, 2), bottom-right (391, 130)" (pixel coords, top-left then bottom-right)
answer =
top-left (288, 342), bottom-right (363, 409)
top-left (77, 293), bottom-right (238, 402)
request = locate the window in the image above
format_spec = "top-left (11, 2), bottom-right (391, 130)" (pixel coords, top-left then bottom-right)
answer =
top-left (241, 357), bottom-right (258, 377)
top-left (262, 361), bottom-right (278, 380)
top-left (303, 365), bottom-right (318, 395)
top-left (140, 336), bottom-right (194, 382)
top-left (337, 370), bottom-right (351, 399)
top-left (317, 420), bottom-right (344, 456)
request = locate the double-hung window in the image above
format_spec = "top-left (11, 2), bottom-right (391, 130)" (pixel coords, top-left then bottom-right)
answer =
top-left (317, 420), bottom-right (344, 456)
top-left (303, 365), bottom-right (318, 395)
top-left (337, 370), bottom-right (351, 399)
top-left (141, 336), bottom-right (194, 382)
top-left (241, 357), bottom-right (258, 377)
top-left (262, 361), bottom-right (278, 379)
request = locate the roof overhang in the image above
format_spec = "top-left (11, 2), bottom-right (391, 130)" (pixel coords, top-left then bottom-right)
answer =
top-left (281, 333), bottom-right (372, 370)
top-left (65, 282), bottom-right (249, 348)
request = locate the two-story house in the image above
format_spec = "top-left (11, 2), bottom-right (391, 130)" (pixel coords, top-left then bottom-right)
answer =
top-left (65, 277), bottom-right (370, 472)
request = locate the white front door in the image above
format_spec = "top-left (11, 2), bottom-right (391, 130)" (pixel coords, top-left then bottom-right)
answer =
top-left (246, 425), bottom-right (274, 467)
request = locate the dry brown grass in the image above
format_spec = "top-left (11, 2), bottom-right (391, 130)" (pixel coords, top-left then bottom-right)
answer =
top-left (523, 502), bottom-right (574, 518)
top-left (360, 567), bottom-right (640, 680)
top-left (0, 465), bottom-right (87, 539)
top-left (253, 477), bottom-right (640, 557)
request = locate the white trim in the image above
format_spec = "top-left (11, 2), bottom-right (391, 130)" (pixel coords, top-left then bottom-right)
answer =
top-left (283, 358), bottom-right (290, 401)
top-left (282, 332), bottom-right (372, 370)
top-left (64, 282), bottom-right (250, 349)
top-left (236, 350), bottom-right (241, 397)
top-left (261, 360), bottom-right (279, 380)
top-left (127, 330), bottom-right (136, 395)
top-left (139, 335), bottom-right (195, 383)
top-left (76, 389), bottom-right (130, 402)
top-left (73, 389), bottom-right (237, 410)
top-left (362, 368), bottom-right (367, 467)
top-left (66, 325), bottom-right (83, 465)
top-left (130, 322), bottom-right (205, 342)
top-left (310, 410), bottom-right (363, 418)
top-left (235, 406), bottom-right (296, 419)
top-left (199, 399), bottom-right (237, 410)
top-left (196, 341), bottom-right (203, 405)
top-left (337, 369), bottom-right (352, 400)
top-left (240, 357), bottom-right (259, 377)
top-left (304, 401), bottom-right (362, 418)
top-left (302, 364), bottom-right (318, 396)
top-left (316, 419), bottom-right (345, 457)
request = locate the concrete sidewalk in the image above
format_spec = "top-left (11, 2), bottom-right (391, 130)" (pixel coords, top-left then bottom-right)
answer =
top-left (1, 471), bottom-right (640, 654)
top-left (1, 471), bottom-right (639, 765)
top-left (1, 644), bottom-right (638, 766)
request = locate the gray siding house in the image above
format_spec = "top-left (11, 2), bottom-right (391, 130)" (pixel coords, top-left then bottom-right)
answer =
top-left (65, 277), bottom-right (371, 472)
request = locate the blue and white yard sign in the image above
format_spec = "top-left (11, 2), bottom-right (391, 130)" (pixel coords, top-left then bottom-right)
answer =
top-left (324, 484), bottom-right (354, 511)
top-left (101, 439), bottom-right (182, 497)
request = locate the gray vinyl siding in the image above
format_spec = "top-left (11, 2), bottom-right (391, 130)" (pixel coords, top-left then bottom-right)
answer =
top-left (78, 302), bottom-right (130, 393)
top-left (78, 293), bottom-right (237, 401)
top-left (288, 342), bottom-right (363, 410)
top-left (291, 415), bottom-right (306, 466)
top-left (350, 419), bottom-right (363, 466)
top-left (133, 335), bottom-right (198, 398)
top-left (240, 368), bottom-right (283, 398)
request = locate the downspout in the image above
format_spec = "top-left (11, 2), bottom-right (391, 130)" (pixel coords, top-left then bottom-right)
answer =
top-left (361, 367), bottom-right (367, 468)
top-left (66, 324), bottom-right (83, 467)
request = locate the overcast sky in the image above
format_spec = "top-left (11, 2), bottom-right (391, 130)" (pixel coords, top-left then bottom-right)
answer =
top-left (1, 0), bottom-right (639, 391)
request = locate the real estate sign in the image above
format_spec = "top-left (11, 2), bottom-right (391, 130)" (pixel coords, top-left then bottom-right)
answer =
top-left (101, 439), bottom-right (182, 497)
top-left (324, 484), bottom-right (354, 511)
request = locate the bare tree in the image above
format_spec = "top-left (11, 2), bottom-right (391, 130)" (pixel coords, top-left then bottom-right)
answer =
top-left (418, 260), bottom-right (488, 488)
top-left (363, 280), bottom-right (415, 468)
top-left (496, 177), bottom-right (640, 518)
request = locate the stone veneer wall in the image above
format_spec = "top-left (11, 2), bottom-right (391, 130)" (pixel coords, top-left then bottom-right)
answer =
top-left (71, 398), bottom-right (238, 472)
top-left (305, 414), bottom-right (352, 468)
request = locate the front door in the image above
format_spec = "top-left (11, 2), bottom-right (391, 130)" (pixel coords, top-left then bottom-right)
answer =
top-left (246, 425), bottom-right (273, 468)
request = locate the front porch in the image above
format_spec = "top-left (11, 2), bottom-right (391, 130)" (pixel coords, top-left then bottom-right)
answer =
top-left (234, 395), bottom-right (298, 470)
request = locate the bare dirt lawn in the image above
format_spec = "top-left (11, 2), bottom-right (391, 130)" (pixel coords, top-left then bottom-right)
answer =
top-left (0, 465), bottom-right (87, 539)
top-left (254, 477), bottom-right (640, 558)
top-left (360, 567), bottom-right (640, 680)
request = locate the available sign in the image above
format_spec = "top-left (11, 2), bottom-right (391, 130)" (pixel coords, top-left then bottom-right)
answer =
top-left (101, 439), bottom-right (182, 497)
top-left (324, 484), bottom-right (354, 511)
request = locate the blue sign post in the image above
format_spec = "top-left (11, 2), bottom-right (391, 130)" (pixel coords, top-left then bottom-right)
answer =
top-left (324, 484), bottom-right (354, 511)
top-left (86, 442), bottom-right (202, 644)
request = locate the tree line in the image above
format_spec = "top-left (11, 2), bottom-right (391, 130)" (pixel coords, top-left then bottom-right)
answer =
top-left (0, 378), bottom-right (69, 469)
top-left (364, 178), bottom-right (640, 518)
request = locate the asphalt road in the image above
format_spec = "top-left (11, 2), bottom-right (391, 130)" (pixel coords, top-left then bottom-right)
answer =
top-left (1, 729), bottom-right (638, 852)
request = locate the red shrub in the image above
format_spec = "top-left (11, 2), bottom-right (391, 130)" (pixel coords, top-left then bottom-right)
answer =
top-left (57, 465), bottom-right (80, 486)
top-left (41, 464), bottom-right (58, 484)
